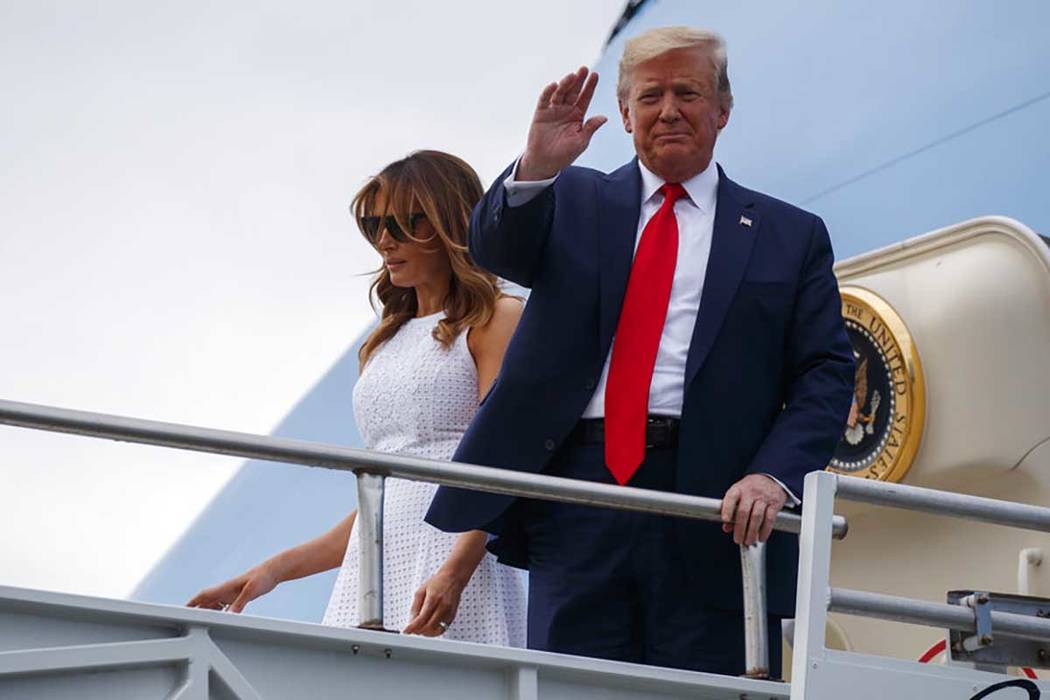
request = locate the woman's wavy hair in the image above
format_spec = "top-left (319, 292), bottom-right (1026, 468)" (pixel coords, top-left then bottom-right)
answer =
top-left (354, 150), bottom-right (501, 369)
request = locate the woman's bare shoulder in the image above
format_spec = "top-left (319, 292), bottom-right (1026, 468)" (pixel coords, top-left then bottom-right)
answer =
top-left (469, 296), bottom-right (524, 351)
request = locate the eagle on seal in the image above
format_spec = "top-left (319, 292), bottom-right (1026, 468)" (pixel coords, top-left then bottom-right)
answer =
top-left (845, 351), bottom-right (881, 446)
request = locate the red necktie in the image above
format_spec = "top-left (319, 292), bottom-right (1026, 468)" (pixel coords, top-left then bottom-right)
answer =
top-left (604, 183), bottom-right (685, 485)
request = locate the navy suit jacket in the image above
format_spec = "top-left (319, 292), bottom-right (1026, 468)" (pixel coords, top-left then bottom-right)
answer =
top-left (426, 159), bottom-right (854, 615)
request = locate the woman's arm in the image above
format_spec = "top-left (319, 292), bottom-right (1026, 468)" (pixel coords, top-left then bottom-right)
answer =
top-left (187, 511), bottom-right (356, 613)
top-left (468, 295), bottom-right (525, 401)
top-left (402, 297), bottom-right (524, 636)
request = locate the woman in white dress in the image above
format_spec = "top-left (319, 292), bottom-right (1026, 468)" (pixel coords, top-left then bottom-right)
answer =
top-left (188, 150), bottom-right (526, 646)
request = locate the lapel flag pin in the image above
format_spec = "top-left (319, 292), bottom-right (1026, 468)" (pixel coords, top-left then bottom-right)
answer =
top-left (740, 215), bottom-right (753, 227)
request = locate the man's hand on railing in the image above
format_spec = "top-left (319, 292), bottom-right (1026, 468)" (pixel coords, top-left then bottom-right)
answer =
top-left (186, 564), bottom-right (279, 614)
top-left (721, 474), bottom-right (788, 546)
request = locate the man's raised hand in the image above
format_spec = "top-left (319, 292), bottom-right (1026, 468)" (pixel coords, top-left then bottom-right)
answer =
top-left (517, 67), bottom-right (608, 181)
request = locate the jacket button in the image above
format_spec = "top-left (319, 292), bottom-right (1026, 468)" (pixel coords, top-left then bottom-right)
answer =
top-left (544, 438), bottom-right (556, 451)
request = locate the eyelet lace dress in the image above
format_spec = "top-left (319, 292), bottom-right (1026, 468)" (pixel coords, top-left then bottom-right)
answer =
top-left (322, 313), bottom-right (527, 646)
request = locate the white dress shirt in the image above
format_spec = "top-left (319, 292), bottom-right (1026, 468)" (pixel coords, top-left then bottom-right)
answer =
top-left (503, 158), bottom-right (799, 504)
top-left (505, 158), bottom-right (717, 418)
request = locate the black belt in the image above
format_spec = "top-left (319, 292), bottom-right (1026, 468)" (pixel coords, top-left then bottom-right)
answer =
top-left (570, 416), bottom-right (680, 449)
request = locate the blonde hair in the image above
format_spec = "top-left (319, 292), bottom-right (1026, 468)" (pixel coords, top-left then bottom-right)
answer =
top-left (617, 26), bottom-right (733, 110)
top-left (353, 150), bottom-right (501, 369)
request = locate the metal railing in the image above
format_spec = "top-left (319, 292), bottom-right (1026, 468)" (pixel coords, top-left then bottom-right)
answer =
top-left (827, 475), bottom-right (1050, 639)
top-left (0, 398), bottom-right (848, 679)
top-left (790, 470), bottom-right (1050, 696)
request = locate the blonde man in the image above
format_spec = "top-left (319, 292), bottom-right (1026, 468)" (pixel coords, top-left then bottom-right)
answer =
top-left (428, 26), bottom-right (854, 677)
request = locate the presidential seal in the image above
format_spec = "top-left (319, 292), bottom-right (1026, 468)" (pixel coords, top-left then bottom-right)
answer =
top-left (828, 287), bottom-right (925, 483)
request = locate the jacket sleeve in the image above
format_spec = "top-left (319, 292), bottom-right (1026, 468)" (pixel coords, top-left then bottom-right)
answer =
top-left (746, 216), bottom-right (856, 498)
top-left (468, 161), bottom-right (556, 289)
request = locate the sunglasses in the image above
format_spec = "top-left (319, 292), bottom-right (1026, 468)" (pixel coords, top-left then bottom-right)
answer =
top-left (357, 212), bottom-right (426, 243)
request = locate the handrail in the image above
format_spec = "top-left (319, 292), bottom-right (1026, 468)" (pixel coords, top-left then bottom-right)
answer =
top-left (828, 588), bottom-right (1050, 644)
top-left (834, 476), bottom-right (1050, 533)
top-left (791, 471), bottom-right (1050, 693)
top-left (828, 473), bottom-right (1050, 636)
top-left (0, 399), bottom-right (847, 536)
top-left (0, 397), bottom-right (848, 680)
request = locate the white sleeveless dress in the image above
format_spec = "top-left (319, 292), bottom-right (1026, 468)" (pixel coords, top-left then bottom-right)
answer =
top-left (322, 312), bottom-right (527, 647)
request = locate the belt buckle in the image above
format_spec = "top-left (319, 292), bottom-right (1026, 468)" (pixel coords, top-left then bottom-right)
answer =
top-left (645, 416), bottom-right (676, 449)
top-left (645, 417), bottom-right (662, 449)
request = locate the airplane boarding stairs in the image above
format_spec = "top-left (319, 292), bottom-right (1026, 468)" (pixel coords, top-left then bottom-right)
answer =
top-left (4, 399), bottom-right (1050, 698)
top-left (0, 583), bottom-right (790, 700)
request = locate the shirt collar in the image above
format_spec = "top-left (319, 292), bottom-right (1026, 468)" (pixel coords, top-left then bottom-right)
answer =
top-left (638, 158), bottom-right (719, 213)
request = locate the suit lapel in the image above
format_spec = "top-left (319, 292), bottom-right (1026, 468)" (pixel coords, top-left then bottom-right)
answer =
top-left (597, 160), bottom-right (643, 359)
top-left (684, 168), bottom-right (759, 389)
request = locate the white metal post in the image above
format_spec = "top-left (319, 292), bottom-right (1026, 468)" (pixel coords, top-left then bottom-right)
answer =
top-left (790, 471), bottom-right (838, 700)
top-left (356, 472), bottom-right (386, 630)
top-left (740, 542), bottom-right (769, 678)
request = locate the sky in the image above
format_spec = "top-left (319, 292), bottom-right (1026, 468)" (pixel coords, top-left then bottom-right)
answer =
top-left (0, 0), bottom-right (625, 598)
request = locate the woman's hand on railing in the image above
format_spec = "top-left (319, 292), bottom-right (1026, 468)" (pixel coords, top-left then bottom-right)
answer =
top-left (186, 564), bottom-right (279, 614)
top-left (185, 512), bottom-right (353, 615)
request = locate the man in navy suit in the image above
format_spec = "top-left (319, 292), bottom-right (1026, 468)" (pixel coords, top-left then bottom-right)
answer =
top-left (427, 27), bottom-right (854, 676)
